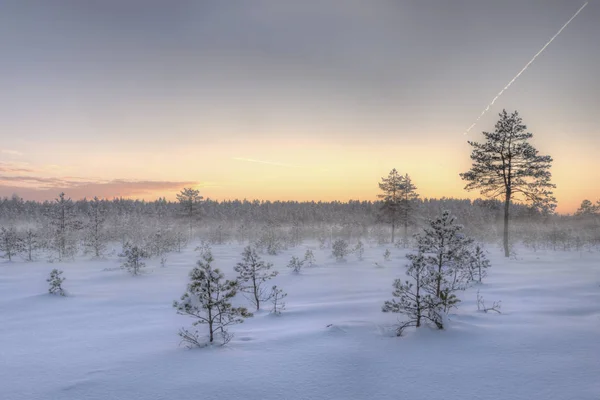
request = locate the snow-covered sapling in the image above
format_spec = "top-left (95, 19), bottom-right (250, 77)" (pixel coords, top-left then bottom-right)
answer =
top-left (304, 249), bottom-right (315, 267)
top-left (318, 235), bottom-right (327, 250)
top-left (47, 269), bottom-right (66, 296)
top-left (354, 240), bottom-right (365, 260)
top-left (383, 249), bottom-right (391, 261)
top-left (194, 240), bottom-right (211, 258)
top-left (234, 246), bottom-right (278, 311)
top-left (174, 251), bottom-right (252, 347)
top-left (287, 256), bottom-right (304, 274)
top-left (468, 245), bottom-right (491, 283)
top-left (332, 239), bottom-right (349, 261)
top-left (415, 210), bottom-right (474, 312)
top-left (119, 243), bottom-right (148, 276)
top-left (270, 285), bottom-right (287, 315)
top-left (382, 252), bottom-right (443, 335)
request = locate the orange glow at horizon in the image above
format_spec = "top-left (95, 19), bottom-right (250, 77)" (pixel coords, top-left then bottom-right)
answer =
top-left (2, 129), bottom-right (597, 215)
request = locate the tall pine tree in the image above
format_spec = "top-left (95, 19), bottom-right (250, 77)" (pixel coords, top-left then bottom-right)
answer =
top-left (177, 188), bottom-right (203, 238)
top-left (460, 110), bottom-right (555, 257)
top-left (398, 173), bottom-right (419, 247)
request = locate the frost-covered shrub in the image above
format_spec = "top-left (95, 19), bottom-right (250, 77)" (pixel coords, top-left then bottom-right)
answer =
top-left (383, 249), bottom-right (391, 261)
top-left (354, 240), bottom-right (365, 260)
top-left (287, 256), bottom-right (304, 274)
top-left (195, 240), bottom-right (212, 258)
top-left (304, 249), bottom-right (315, 267)
top-left (119, 243), bottom-right (148, 276)
top-left (332, 239), bottom-right (349, 261)
top-left (467, 244), bottom-right (491, 283)
top-left (47, 269), bottom-right (66, 296)
top-left (318, 235), bottom-right (328, 250)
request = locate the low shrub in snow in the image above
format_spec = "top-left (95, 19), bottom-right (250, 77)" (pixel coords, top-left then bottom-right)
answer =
top-left (354, 240), bottom-right (365, 260)
top-left (270, 285), bottom-right (287, 315)
top-left (287, 256), bottom-right (304, 274)
top-left (47, 269), bottom-right (66, 296)
top-left (304, 249), bottom-right (315, 267)
top-left (383, 249), bottom-right (391, 261)
top-left (332, 239), bottom-right (349, 261)
top-left (119, 243), bottom-right (148, 276)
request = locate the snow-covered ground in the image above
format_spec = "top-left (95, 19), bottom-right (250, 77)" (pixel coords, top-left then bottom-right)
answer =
top-left (1, 243), bottom-right (599, 400)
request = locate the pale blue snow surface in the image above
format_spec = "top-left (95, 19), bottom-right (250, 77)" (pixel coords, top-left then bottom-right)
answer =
top-left (1, 243), bottom-right (599, 400)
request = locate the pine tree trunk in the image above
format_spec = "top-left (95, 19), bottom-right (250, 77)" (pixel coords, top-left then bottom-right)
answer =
top-left (415, 276), bottom-right (421, 327)
top-left (208, 307), bottom-right (214, 343)
top-left (503, 191), bottom-right (511, 257)
top-left (253, 275), bottom-right (260, 311)
top-left (391, 220), bottom-right (395, 244)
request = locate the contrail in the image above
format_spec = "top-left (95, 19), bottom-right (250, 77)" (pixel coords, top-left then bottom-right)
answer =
top-left (464, 2), bottom-right (588, 135)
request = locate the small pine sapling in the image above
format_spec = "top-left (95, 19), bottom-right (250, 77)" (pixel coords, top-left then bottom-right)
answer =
top-left (332, 239), bottom-right (349, 261)
top-left (318, 235), bottom-right (327, 250)
top-left (174, 251), bottom-right (252, 347)
top-left (194, 240), bottom-right (212, 258)
top-left (468, 244), bottom-right (491, 283)
top-left (287, 256), bottom-right (304, 274)
top-left (47, 269), bottom-right (66, 296)
top-left (354, 240), bottom-right (365, 260)
top-left (382, 252), bottom-right (443, 335)
top-left (270, 285), bottom-right (287, 315)
top-left (383, 249), bottom-right (391, 261)
top-left (234, 246), bottom-right (278, 311)
top-left (304, 249), bottom-right (316, 267)
top-left (415, 210), bottom-right (474, 312)
top-left (119, 243), bottom-right (149, 276)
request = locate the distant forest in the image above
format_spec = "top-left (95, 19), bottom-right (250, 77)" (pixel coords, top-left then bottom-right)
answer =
top-left (0, 192), bottom-right (598, 263)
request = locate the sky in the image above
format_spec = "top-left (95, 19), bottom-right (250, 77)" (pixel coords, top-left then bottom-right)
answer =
top-left (0, 0), bottom-right (598, 213)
